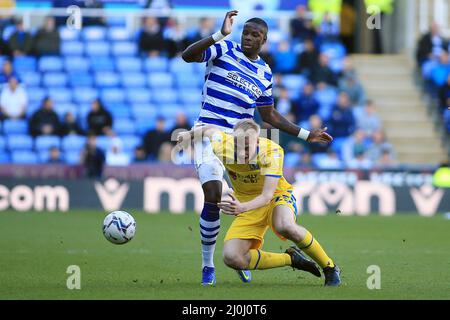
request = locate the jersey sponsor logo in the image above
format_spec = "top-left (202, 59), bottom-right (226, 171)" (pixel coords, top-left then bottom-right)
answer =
top-left (225, 71), bottom-right (262, 98)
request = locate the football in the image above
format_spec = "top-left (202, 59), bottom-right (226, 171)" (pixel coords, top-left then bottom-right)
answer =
top-left (102, 211), bottom-right (136, 244)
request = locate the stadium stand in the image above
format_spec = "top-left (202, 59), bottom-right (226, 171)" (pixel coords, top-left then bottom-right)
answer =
top-left (0, 11), bottom-right (399, 169)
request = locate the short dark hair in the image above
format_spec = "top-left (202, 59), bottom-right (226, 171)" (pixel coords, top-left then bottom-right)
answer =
top-left (245, 18), bottom-right (268, 33)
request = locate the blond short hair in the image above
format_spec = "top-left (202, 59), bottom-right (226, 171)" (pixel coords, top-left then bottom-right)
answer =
top-left (233, 119), bottom-right (260, 136)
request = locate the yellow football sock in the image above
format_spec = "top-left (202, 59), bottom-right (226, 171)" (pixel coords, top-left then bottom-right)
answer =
top-left (248, 249), bottom-right (292, 270)
top-left (297, 231), bottom-right (335, 269)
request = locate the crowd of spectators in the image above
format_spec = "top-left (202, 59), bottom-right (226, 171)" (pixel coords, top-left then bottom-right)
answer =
top-left (0, 5), bottom-right (396, 176)
top-left (416, 22), bottom-right (450, 137)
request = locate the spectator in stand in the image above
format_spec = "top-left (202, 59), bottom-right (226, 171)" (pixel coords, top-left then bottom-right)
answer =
top-left (60, 111), bottom-right (84, 136)
top-left (7, 17), bottom-right (33, 57)
top-left (32, 16), bottom-right (60, 56)
top-left (158, 142), bottom-right (173, 162)
top-left (184, 17), bottom-right (215, 46)
top-left (299, 151), bottom-right (313, 168)
top-left (47, 146), bottom-right (63, 164)
top-left (294, 82), bottom-right (319, 122)
top-left (0, 75), bottom-right (27, 120)
top-left (438, 74), bottom-right (450, 113)
top-left (295, 38), bottom-right (319, 77)
top-left (318, 12), bottom-right (339, 42)
top-left (171, 111), bottom-right (191, 134)
top-left (305, 114), bottom-right (329, 154)
top-left (29, 97), bottom-right (60, 137)
top-left (315, 148), bottom-right (343, 169)
top-left (106, 137), bottom-right (131, 166)
top-left (416, 22), bottom-right (447, 67)
top-left (338, 73), bottom-right (365, 106)
top-left (367, 130), bottom-right (395, 163)
top-left (274, 86), bottom-right (294, 117)
top-left (143, 116), bottom-right (170, 160)
top-left (328, 91), bottom-right (355, 138)
top-left (0, 59), bottom-right (18, 84)
top-left (87, 99), bottom-right (113, 136)
top-left (430, 50), bottom-right (450, 87)
top-left (311, 53), bottom-right (338, 86)
top-left (138, 16), bottom-right (165, 57)
top-left (342, 129), bottom-right (367, 166)
top-left (347, 149), bottom-right (373, 170)
top-left (133, 146), bottom-right (148, 163)
top-left (290, 5), bottom-right (316, 41)
top-left (81, 134), bottom-right (105, 178)
top-left (375, 149), bottom-right (398, 169)
top-left (443, 108), bottom-right (450, 133)
top-left (163, 17), bottom-right (186, 58)
top-left (355, 100), bottom-right (381, 136)
top-left (273, 40), bottom-right (297, 74)
top-left (259, 43), bottom-right (275, 69)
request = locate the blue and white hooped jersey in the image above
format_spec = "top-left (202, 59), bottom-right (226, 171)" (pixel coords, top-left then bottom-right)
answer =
top-left (195, 40), bottom-right (274, 133)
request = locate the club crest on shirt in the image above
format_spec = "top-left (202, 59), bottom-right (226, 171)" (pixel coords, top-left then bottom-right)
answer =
top-left (249, 164), bottom-right (260, 170)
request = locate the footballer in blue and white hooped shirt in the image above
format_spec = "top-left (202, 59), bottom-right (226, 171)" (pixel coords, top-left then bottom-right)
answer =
top-left (181, 10), bottom-right (333, 286)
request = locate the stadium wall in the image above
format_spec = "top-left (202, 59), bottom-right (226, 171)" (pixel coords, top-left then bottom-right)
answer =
top-left (0, 166), bottom-right (448, 216)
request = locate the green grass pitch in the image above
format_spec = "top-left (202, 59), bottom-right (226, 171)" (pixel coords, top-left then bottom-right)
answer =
top-left (0, 210), bottom-right (449, 300)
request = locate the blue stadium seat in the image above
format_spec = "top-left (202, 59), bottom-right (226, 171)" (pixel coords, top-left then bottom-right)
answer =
top-left (120, 135), bottom-right (141, 152)
top-left (64, 150), bottom-right (81, 165)
top-left (152, 89), bottom-right (178, 104)
top-left (175, 73), bottom-right (203, 89)
top-left (26, 87), bottom-right (47, 103)
top-left (96, 136), bottom-right (112, 152)
top-left (330, 58), bottom-right (343, 73)
top-left (82, 26), bottom-right (107, 41)
top-left (54, 103), bottom-right (77, 119)
top-left (314, 87), bottom-right (338, 109)
top-left (107, 27), bottom-right (132, 41)
top-left (59, 27), bottom-right (79, 41)
top-left (0, 153), bottom-right (10, 163)
top-left (178, 89), bottom-right (202, 105)
top-left (144, 57), bottom-right (169, 72)
top-left (90, 56), bottom-right (115, 71)
top-left (126, 88), bottom-right (151, 104)
top-left (131, 103), bottom-right (157, 120)
top-left (320, 42), bottom-right (346, 60)
top-left (72, 87), bottom-right (98, 104)
top-left (61, 41), bottom-right (84, 56)
top-left (68, 72), bottom-right (94, 87)
top-left (147, 72), bottom-right (173, 88)
top-left (18, 71), bottom-right (40, 87)
top-left (0, 136), bottom-right (5, 151)
top-left (95, 72), bottom-right (120, 88)
top-left (38, 149), bottom-right (53, 163)
top-left (157, 104), bottom-right (183, 119)
top-left (7, 135), bottom-right (33, 151)
top-left (111, 42), bottom-right (138, 56)
top-left (113, 119), bottom-right (136, 135)
top-left (11, 151), bottom-right (38, 164)
top-left (35, 135), bottom-right (61, 151)
top-left (121, 72), bottom-right (146, 88)
top-left (3, 120), bottom-right (28, 135)
top-left (85, 41), bottom-right (110, 56)
top-left (62, 135), bottom-right (86, 152)
top-left (64, 56), bottom-right (90, 72)
top-left (101, 88), bottom-right (126, 104)
top-left (43, 72), bottom-right (68, 87)
top-left (169, 58), bottom-right (194, 74)
top-left (48, 88), bottom-right (72, 103)
top-left (39, 56), bottom-right (63, 72)
top-left (116, 57), bottom-right (142, 72)
top-left (106, 16), bottom-right (127, 27)
top-left (13, 56), bottom-right (37, 72)
top-left (109, 107), bottom-right (131, 119)
top-left (136, 119), bottom-right (157, 134)
top-left (2, 25), bottom-right (16, 41)
top-left (26, 102), bottom-right (41, 119)
top-left (282, 74), bottom-right (307, 91)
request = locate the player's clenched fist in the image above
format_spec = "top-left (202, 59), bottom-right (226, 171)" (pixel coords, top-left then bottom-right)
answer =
top-left (221, 10), bottom-right (238, 36)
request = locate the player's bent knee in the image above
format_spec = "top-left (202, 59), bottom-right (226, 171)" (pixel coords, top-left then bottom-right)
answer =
top-left (223, 251), bottom-right (247, 270)
top-left (202, 181), bottom-right (222, 203)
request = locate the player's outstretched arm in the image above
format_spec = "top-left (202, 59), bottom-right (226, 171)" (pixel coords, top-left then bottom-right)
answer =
top-left (176, 125), bottom-right (220, 148)
top-left (218, 176), bottom-right (279, 215)
top-left (258, 105), bottom-right (333, 144)
top-left (181, 10), bottom-right (238, 63)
